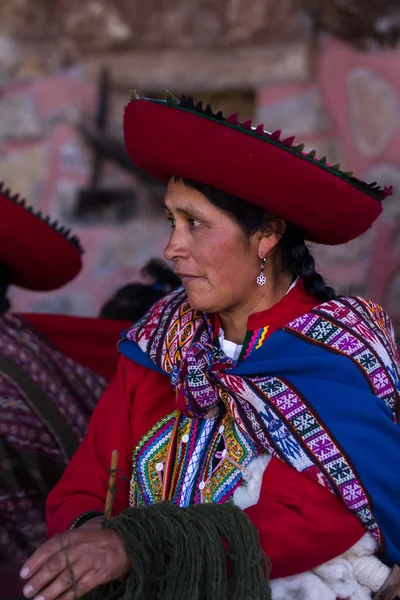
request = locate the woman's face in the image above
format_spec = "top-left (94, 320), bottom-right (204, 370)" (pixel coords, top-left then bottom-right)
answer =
top-left (164, 178), bottom-right (276, 314)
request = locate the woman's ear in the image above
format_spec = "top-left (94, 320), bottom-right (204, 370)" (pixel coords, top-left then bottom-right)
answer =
top-left (257, 219), bottom-right (286, 259)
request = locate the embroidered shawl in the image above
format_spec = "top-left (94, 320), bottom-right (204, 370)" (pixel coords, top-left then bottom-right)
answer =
top-left (119, 288), bottom-right (400, 566)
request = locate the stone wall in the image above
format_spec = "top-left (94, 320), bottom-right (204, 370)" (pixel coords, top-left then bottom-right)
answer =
top-left (1, 0), bottom-right (398, 83)
top-left (0, 0), bottom-right (306, 85)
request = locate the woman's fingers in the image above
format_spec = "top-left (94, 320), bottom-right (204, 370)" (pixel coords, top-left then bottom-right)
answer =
top-left (20, 528), bottom-right (130, 600)
top-left (21, 535), bottom-right (71, 581)
top-left (22, 551), bottom-right (68, 597)
top-left (22, 535), bottom-right (83, 599)
top-left (28, 562), bottom-right (91, 600)
top-left (50, 573), bottom-right (95, 600)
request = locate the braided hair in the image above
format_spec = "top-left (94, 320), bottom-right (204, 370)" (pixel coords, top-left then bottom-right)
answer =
top-left (0, 263), bottom-right (11, 315)
top-left (181, 179), bottom-right (336, 303)
top-left (279, 222), bottom-right (336, 302)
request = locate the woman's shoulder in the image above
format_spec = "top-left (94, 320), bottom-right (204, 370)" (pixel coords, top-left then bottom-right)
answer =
top-left (118, 354), bottom-right (169, 384)
top-left (306, 295), bottom-right (398, 357)
top-left (287, 294), bottom-right (397, 350)
top-left (317, 295), bottom-right (392, 325)
top-left (116, 355), bottom-right (174, 430)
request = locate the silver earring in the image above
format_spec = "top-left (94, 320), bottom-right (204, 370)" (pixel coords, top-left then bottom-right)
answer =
top-left (257, 257), bottom-right (267, 286)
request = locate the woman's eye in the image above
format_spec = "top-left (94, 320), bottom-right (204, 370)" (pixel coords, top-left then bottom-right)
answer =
top-left (188, 218), bottom-right (201, 229)
top-left (167, 217), bottom-right (175, 228)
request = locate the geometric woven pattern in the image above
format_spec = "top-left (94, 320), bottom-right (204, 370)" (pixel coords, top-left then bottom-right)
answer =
top-left (125, 289), bottom-right (400, 543)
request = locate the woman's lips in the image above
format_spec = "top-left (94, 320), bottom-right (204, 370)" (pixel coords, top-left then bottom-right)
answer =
top-left (175, 273), bottom-right (200, 284)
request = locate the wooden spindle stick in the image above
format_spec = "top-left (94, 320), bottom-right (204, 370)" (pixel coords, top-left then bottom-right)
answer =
top-left (104, 449), bottom-right (118, 519)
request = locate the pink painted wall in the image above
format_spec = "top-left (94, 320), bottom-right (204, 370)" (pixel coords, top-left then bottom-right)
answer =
top-left (2, 37), bottom-right (400, 333)
top-left (0, 71), bottom-right (169, 317)
top-left (257, 37), bottom-right (400, 332)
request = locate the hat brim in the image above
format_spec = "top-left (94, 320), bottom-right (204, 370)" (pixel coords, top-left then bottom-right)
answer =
top-left (124, 99), bottom-right (383, 245)
top-left (0, 191), bottom-right (82, 291)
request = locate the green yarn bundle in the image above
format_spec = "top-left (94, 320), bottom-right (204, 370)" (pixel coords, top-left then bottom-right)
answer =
top-left (85, 501), bottom-right (271, 600)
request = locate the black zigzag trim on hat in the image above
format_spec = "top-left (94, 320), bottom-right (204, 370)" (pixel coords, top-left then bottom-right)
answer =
top-left (0, 182), bottom-right (83, 253)
top-left (128, 90), bottom-right (392, 203)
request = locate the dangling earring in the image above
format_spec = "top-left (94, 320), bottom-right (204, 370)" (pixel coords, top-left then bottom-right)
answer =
top-left (257, 257), bottom-right (267, 286)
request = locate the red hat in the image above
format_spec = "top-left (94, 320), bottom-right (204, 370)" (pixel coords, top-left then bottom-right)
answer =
top-left (0, 182), bottom-right (83, 291)
top-left (124, 92), bottom-right (392, 245)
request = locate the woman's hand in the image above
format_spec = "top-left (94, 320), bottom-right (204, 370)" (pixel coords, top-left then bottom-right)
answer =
top-left (20, 524), bottom-right (130, 600)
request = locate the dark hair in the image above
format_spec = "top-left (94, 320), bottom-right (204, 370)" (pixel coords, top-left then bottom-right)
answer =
top-left (99, 259), bottom-right (181, 321)
top-left (182, 179), bottom-right (336, 303)
top-left (0, 263), bottom-right (11, 316)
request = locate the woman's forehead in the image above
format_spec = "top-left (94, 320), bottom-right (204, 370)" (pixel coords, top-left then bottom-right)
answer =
top-left (164, 179), bottom-right (207, 211)
top-left (166, 177), bottom-right (194, 195)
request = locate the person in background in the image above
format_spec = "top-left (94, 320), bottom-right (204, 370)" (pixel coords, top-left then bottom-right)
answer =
top-left (99, 258), bottom-right (181, 322)
top-left (0, 183), bottom-right (130, 598)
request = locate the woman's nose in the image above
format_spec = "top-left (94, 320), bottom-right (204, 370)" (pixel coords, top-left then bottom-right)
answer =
top-left (164, 229), bottom-right (188, 262)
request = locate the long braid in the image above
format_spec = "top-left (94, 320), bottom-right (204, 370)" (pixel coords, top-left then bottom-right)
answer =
top-left (289, 240), bottom-right (336, 302)
top-left (280, 225), bottom-right (336, 303)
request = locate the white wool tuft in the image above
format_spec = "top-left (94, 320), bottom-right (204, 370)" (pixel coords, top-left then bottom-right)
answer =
top-left (344, 533), bottom-right (379, 558)
top-left (232, 454), bottom-right (271, 510)
top-left (314, 558), bottom-right (358, 597)
top-left (232, 459), bottom-right (390, 599)
top-left (271, 571), bottom-right (337, 600)
top-left (349, 585), bottom-right (374, 600)
top-left (344, 534), bottom-right (390, 592)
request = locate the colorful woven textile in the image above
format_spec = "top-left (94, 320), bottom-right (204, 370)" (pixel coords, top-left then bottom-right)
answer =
top-left (0, 313), bottom-right (107, 582)
top-left (120, 288), bottom-right (400, 566)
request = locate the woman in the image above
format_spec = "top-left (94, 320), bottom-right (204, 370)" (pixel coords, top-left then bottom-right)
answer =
top-left (0, 182), bottom-right (132, 598)
top-left (20, 94), bottom-right (400, 600)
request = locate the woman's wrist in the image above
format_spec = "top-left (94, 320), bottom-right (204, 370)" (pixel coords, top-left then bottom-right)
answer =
top-left (68, 510), bottom-right (103, 530)
top-left (79, 515), bottom-right (104, 530)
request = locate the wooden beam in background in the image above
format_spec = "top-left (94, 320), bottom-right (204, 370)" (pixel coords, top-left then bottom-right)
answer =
top-left (82, 43), bottom-right (311, 92)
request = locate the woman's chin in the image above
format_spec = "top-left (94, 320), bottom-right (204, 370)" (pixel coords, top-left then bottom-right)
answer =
top-left (186, 290), bottom-right (215, 313)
